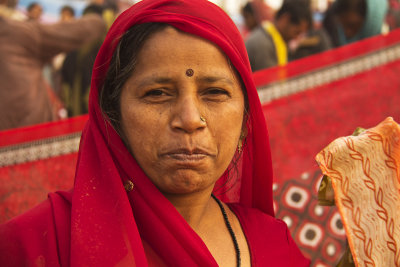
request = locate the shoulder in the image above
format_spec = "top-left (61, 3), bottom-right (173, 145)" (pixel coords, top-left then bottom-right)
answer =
top-left (0, 191), bottom-right (71, 266)
top-left (229, 203), bottom-right (310, 267)
top-left (245, 26), bottom-right (273, 48)
top-left (229, 203), bottom-right (288, 237)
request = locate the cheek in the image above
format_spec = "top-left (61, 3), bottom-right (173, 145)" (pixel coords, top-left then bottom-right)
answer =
top-left (212, 104), bottom-right (244, 158)
top-left (120, 104), bottom-right (162, 157)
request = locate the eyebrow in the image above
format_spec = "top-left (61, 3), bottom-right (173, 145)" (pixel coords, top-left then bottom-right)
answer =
top-left (137, 77), bottom-right (174, 88)
top-left (196, 76), bottom-right (235, 86)
top-left (136, 75), bottom-right (235, 88)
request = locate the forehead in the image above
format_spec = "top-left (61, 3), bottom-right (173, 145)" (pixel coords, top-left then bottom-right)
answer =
top-left (135, 27), bottom-right (231, 71)
top-left (339, 11), bottom-right (364, 23)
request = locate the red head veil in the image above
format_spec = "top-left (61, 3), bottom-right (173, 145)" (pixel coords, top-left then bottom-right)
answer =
top-left (73, 0), bottom-right (274, 265)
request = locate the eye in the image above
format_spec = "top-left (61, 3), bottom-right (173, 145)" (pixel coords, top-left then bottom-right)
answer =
top-left (144, 89), bottom-right (167, 97)
top-left (205, 88), bottom-right (230, 96)
top-left (202, 87), bottom-right (231, 102)
top-left (141, 88), bottom-right (172, 103)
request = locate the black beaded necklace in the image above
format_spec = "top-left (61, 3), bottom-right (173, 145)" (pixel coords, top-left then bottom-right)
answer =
top-left (211, 194), bottom-right (241, 267)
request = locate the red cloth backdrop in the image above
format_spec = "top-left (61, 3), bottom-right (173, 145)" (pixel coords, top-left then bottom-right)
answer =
top-left (0, 116), bottom-right (87, 222)
top-left (1, 28), bottom-right (400, 266)
top-left (258, 28), bottom-right (400, 266)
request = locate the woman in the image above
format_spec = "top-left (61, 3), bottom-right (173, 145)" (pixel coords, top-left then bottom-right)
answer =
top-left (0, 0), bottom-right (309, 266)
top-left (322, 0), bottom-right (388, 47)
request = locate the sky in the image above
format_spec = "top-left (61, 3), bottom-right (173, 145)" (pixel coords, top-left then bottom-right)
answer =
top-left (17, 0), bottom-right (286, 22)
top-left (19, 0), bottom-right (94, 21)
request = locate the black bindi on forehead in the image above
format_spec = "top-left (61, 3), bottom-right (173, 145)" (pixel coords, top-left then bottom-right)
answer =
top-left (185, 69), bottom-right (194, 77)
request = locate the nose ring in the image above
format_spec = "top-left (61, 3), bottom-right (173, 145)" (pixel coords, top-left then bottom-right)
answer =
top-left (200, 116), bottom-right (206, 123)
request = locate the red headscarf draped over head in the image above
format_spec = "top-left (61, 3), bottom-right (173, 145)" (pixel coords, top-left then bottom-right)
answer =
top-left (73, 0), bottom-right (274, 265)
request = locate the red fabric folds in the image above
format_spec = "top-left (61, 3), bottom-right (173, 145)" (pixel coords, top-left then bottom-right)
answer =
top-left (1, 0), bottom-right (276, 266)
top-left (75, 1), bottom-right (274, 265)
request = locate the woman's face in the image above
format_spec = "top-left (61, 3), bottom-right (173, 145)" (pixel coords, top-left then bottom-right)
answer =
top-left (120, 27), bottom-right (245, 196)
top-left (338, 11), bottom-right (364, 39)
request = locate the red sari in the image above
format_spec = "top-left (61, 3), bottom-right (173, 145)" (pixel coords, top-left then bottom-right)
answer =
top-left (0, 0), bottom-right (309, 266)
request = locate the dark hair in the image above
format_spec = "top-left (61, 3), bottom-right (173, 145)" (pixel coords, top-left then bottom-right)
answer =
top-left (100, 23), bottom-right (169, 135)
top-left (83, 3), bottom-right (104, 16)
top-left (276, 0), bottom-right (312, 26)
top-left (60, 5), bottom-right (75, 17)
top-left (241, 2), bottom-right (254, 16)
top-left (333, 0), bottom-right (367, 18)
top-left (99, 22), bottom-right (249, 136)
top-left (27, 2), bottom-right (41, 12)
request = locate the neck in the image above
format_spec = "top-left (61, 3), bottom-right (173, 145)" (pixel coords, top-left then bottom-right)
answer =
top-left (164, 189), bottom-right (215, 231)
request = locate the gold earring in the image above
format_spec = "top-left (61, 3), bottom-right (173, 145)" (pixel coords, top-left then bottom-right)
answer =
top-left (124, 180), bottom-right (134, 192)
top-left (238, 139), bottom-right (243, 153)
top-left (237, 132), bottom-right (245, 153)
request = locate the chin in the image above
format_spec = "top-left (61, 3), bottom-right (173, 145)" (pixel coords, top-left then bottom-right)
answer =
top-left (156, 172), bottom-right (216, 195)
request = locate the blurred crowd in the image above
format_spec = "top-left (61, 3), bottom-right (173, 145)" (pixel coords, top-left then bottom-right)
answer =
top-left (0, 0), bottom-right (398, 130)
top-left (0, 0), bottom-right (115, 130)
top-left (242, 0), bottom-right (394, 71)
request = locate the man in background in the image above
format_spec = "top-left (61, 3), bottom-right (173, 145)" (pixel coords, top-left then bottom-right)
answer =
top-left (241, 0), bottom-right (274, 38)
top-left (60, 4), bottom-right (106, 117)
top-left (26, 2), bottom-right (42, 21)
top-left (245, 0), bottom-right (312, 72)
top-left (60, 5), bottom-right (75, 22)
top-left (0, 0), bottom-right (106, 130)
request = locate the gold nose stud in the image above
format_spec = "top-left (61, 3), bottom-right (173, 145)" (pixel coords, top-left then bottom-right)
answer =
top-left (200, 116), bottom-right (206, 123)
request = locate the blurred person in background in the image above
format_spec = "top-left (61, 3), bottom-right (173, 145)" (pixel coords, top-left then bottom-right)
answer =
top-left (60, 5), bottom-right (75, 22)
top-left (0, 0), bottom-right (106, 130)
top-left (26, 1), bottom-right (42, 21)
top-left (289, 27), bottom-right (332, 61)
top-left (386, 0), bottom-right (400, 31)
top-left (49, 5), bottom-right (77, 107)
top-left (0, 0), bottom-right (25, 20)
top-left (102, 1), bottom-right (118, 28)
top-left (241, 0), bottom-right (274, 38)
top-left (60, 3), bottom-right (106, 117)
top-left (245, 0), bottom-right (312, 72)
top-left (289, 1), bottom-right (332, 61)
top-left (323, 0), bottom-right (388, 47)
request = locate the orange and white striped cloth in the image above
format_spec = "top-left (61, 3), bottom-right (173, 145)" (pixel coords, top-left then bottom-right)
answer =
top-left (316, 117), bottom-right (400, 267)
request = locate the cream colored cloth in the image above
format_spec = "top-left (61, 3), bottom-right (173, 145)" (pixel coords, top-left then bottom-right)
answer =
top-left (316, 117), bottom-right (400, 267)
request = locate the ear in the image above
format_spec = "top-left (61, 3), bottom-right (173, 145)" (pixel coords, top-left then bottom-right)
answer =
top-left (240, 119), bottom-right (248, 141)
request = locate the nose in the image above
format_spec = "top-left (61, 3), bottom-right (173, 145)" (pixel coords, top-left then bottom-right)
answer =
top-left (170, 95), bottom-right (206, 134)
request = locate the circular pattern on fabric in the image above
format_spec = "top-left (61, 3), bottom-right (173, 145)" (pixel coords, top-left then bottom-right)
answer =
top-left (282, 215), bottom-right (293, 228)
top-left (326, 243), bottom-right (336, 256)
top-left (284, 186), bottom-right (309, 210)
top-left (301, 172), bottom-right (310, 180)
top-left (273, 183), bottom-right (278, 191)
top-left (330, 212), bottom-right (345, 236)
top-left (314, 205), bottom-right (324, 217)
top-left (298, 223), bottom-right (323, 247)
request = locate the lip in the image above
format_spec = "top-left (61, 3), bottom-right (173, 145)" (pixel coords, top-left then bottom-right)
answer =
top-left (161, 148), bottom-right (215, 163)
